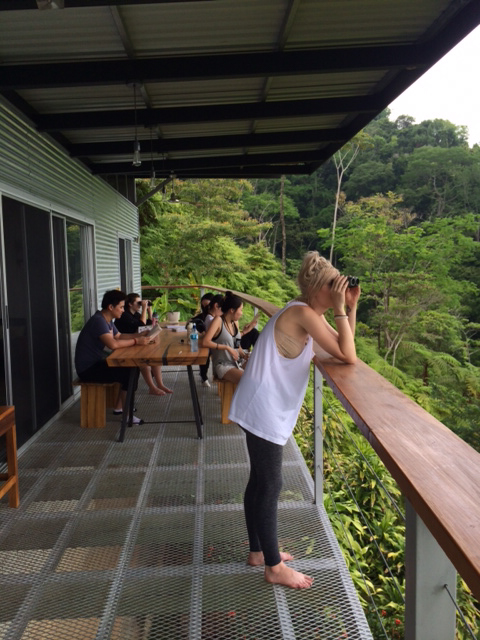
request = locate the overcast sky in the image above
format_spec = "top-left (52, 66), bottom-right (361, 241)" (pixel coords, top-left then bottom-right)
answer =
top-left (388, 24), bottom-right (480, 146)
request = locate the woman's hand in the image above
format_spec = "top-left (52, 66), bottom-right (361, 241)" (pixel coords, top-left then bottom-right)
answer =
top-left (345, 285), bottom-right (361, 310)
top-left (242, 318), bottom-right (257, 334)
top-left (330, 275), bottom-right (349, 314)
top-left (227, 346), bottom-right (240, 361)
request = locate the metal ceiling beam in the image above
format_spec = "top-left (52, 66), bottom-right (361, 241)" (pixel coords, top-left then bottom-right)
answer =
top-left (68, 128), bottom-right (347, 157)
top-left (91, 148), bottom-right (334, 174)
top-left (0, 45), bottom-right (432, 91)
top-left (36, 95), bottom-right (380, 131)
top-left (102, 165), bottom-right (310, 179)
top-left (0, 0), bottom-right (219, 9)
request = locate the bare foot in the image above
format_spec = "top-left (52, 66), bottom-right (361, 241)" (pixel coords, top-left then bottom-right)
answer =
top-left (265, 562), bottom-right (313, 589)
top-left (149, 387), bottom-right (166, 396)
top-left (157, 384), bottom-right (173, 394)
top-left (247, 551), bottom-right (294, 566)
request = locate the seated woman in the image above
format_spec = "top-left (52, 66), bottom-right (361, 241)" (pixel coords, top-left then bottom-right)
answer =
top-left (187, 292), bottom-right (214, 334)
top-left (196, 294), bottom-right (224, 387)
top-left (75, 289), bottom-right (158, 424)
top-left (203, 291), bottom-right (251, 384)
top-left (115, 292), bottom-right (172, 396)
top-left (204, 293), bottom-right (224, 332)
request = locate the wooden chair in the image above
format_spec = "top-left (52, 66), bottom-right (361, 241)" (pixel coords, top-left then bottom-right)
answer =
top-left (214, 377), bottom-right (237, 424)
top-left (0, 406), bottom-right (19, 507)
top-left (74, 380), bottom-right (121, 428)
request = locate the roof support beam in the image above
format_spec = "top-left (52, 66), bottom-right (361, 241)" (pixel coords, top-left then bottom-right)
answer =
top-left (68, 128), bottom-right (347, 157)
top-left (0, 45), bottom-right (431, 91)
top-left (0, 0), bottom-right (219, 9)
top-left (103, 165), bottom-right (310, 179)
top-left (91, 148), bottom-right (334, 174)
top-left (36, 95), bottom-right (380, 131)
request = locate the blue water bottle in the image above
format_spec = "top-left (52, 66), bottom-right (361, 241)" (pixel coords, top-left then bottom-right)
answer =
top-left (190, 322), bottom-right (199, 352)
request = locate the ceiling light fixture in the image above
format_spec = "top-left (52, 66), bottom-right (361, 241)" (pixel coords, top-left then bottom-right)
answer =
top-left (169, 173), bottom-right (179, 203)
top-left (149, 128), bottom-right (155, 188)
top-left (36, 0), bottom-right (64, 8)
top-left (132, 84), bottom-right (141, 167)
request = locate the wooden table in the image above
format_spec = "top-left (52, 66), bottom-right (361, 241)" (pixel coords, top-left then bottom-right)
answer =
top-left (107, 328), bottom-right (208, 442)
top-left (0, 406), bottom-right (19, 507)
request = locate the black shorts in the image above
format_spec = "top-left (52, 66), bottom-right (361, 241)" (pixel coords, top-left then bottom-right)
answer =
top-left (78, 360), bottom-right (136, 391)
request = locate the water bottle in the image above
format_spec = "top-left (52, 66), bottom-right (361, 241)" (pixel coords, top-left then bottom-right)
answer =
top-left (190, 322), bottom-right (199, 352)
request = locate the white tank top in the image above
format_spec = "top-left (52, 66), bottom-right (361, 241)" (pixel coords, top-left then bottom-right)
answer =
top-left (228, 301), bottom-right (313, 445)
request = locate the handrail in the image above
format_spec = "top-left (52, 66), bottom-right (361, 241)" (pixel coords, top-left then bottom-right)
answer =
top-left (140, 284), bottom-right (279, 318)
top-left (141, 283), bottom-right (480, 602)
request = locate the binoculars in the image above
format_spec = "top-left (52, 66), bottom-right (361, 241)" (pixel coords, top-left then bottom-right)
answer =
top-left (347, 276), bottom-right (360, 288)
top-left (141, 300), bottom-right (153, 307)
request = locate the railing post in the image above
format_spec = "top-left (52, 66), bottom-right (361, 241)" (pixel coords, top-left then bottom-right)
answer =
top-left (200, 286), bottom-right (205, 299)
top-left (313, 366), bottom-right (323, 504)
top-left (405, 500), bottom-right (457, 640)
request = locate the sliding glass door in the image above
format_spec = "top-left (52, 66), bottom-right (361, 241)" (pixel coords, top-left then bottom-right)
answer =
top-left (2, 197), bottom-right (59, 445)
top-left (0, 196), bottom-right (95, 447)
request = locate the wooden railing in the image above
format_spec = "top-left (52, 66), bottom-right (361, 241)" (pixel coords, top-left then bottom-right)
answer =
top-left (142, 284), bottom-right (480, 637)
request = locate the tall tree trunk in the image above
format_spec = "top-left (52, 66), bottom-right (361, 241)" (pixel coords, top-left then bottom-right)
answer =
top-left (422, 362), bottom-right (429, 386)
top-left (279, 174), bottom-right (286, 274)
top-left (329, 175), bottom-right (342, 263)
top-left (330, 142), bottom-right (361, 262)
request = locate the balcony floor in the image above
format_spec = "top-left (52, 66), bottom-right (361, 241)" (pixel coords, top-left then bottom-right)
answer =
top-left (0, 367), bottom-right (372, 640)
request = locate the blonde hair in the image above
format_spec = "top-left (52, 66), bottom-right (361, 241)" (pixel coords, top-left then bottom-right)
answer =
top-left (297, 251), bottom-right (339, 303)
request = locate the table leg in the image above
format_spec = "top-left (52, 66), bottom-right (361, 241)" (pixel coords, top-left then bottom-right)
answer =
top-left (187, 365), bottom-right (203, 439)
top-left (118, 368), bottom-right (140, 443)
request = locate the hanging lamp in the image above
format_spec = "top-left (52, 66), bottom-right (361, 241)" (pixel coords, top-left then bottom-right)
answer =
top-left (169, 173), bottom-right (179, 203)
top-left (132, 84), bottom-right (141, 167)
top-left (149, 128), bottom-right (155, 188)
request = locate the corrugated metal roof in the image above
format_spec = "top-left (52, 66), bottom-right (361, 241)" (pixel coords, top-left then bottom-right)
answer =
top-left (0, 0), bottom-right (478, 179)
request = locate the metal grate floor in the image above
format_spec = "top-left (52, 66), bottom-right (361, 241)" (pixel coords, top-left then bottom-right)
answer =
top-left (0, 367), bottom-right (372, 640)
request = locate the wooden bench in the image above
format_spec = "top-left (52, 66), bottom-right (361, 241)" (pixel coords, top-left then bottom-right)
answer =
top-left (0, 406), bottom-right (19, 507)
top-left (214, 378), bottom-right (237, 424)
top-left (73, 380), bottom-right (121, 428)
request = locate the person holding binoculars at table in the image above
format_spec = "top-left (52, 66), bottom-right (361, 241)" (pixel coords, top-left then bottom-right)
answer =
top-left (115, 292), bottom-right (173, 396)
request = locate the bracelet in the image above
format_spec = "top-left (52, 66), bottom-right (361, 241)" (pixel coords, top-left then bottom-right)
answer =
top-left (133, 338), bottom-right (137, 345)
top-left (334, 315), bottom-right (348, 319)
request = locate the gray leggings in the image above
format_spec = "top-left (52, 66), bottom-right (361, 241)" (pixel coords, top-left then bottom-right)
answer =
top-left (243, 429), bottom-right (284, 567)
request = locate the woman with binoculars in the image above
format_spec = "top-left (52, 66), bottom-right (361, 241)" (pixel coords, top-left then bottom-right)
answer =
top-left (116, 293), bottom-right (172, 396)
top-left (229, 252), bottom-right (360, 590)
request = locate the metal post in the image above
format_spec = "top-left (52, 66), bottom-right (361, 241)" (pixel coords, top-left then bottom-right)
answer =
top-left (405, 500), bottom-right (457, 640)
top-left (313, 366), bottom-right (323, 504)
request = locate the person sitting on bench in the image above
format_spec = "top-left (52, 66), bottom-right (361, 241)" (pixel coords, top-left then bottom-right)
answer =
top-left (75, 289), bottom-right (158, 425)
top-left (115, 292), bottom-right (172, 396)
top-left (203, 291), bottom-right (258, 384)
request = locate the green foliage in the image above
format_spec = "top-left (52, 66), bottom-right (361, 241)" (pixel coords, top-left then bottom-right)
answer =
top-left (137, 112), bottom-right (480, 637)
top-left (294, 384), bottom-right (479, 640)
top-left (140, 179), bottom-right (299, 311)
top-left (400, 145), bottom-right (480, 219)
top-left (320, 194), bottom-right (480, 444)
top-left (69, 284), bottom-right (84, 332)
top-left (344, 160), bottom-right (395, 201)
top-left (150, 290), bottom-right (196, 322)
